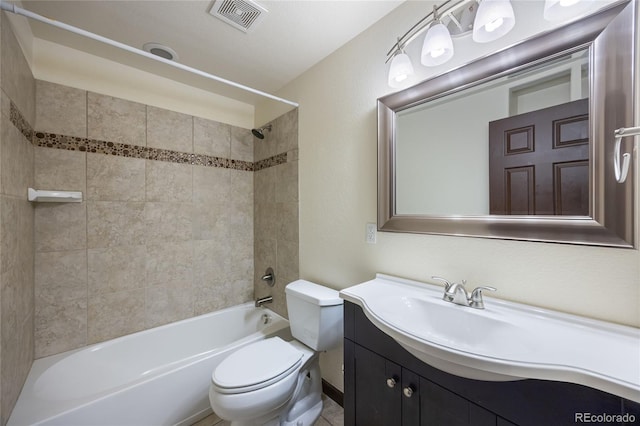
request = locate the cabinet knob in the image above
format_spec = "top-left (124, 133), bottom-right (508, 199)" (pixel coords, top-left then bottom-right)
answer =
top-left (403, 386), bottom-right (414, 398)
top-left (386, 377), bottom-right (397, 388)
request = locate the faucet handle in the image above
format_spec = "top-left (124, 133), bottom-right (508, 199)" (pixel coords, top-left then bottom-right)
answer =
top-left (470, 286), bottom-right (496, 309)
top-left (431, 276), bottom-right (452, 291)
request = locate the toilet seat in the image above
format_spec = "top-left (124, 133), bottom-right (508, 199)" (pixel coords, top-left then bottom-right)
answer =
top-left (211, 337), bottom-right (303, 394)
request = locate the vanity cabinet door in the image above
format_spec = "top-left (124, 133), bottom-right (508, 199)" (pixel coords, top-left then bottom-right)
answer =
top-left (354, 344), bottom-right (402, 426)
top-left (420, 379), bottom-right (496, 426)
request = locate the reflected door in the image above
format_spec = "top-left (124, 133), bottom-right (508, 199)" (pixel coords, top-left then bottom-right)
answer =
top-left (489, 98), bottom-right (589, 215)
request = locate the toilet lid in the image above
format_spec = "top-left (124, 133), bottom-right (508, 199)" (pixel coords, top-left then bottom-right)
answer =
top-left (212, 337), bottom-right (303, 392)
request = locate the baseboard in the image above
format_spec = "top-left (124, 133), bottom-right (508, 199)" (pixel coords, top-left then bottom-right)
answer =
top-left (321, 379), bottom-right (344, 407)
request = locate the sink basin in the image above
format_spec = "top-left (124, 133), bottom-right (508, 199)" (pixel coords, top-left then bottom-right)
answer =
top-left (340, 274), bottom-right (640, 403)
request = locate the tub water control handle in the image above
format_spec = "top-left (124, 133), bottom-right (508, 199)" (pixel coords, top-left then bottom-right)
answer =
top-left (261, 267), bottom-right (275, 287)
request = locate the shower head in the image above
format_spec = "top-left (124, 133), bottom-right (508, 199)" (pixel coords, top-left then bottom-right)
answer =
top-left (251, 124), bottom-right (272, 139)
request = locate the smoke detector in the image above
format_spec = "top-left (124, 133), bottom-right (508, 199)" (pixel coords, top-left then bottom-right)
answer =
top-left (208, 0), bottom-right (268, 33)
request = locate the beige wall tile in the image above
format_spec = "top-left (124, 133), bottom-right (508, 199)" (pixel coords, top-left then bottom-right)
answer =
top-left (35, 203), bottom-right (87, 252)
top-left (87, 154), bottom-right (145, 201)
top-left (275, 108), bottom-right (298, 154)
top-left (147, 106), bottom-right (192, 152)
top-left (145, 202), bottom-right (192, 244)
top-left (35, 147), bottom-right (86, 193)
top-left (1, 198), bottom-right (35, 342)
top-left (88, 289), bottom-right (145, 343)
top-left (146, 241), bottom-right (193, 287)
top-left (87, 201), bottom-right (145, 249)
top-left (146, 161), bottom-right (192, 202)
top-left (1, 115), bottom-right (33, 197)
top-left (88, 245), bottom-right (146, 295)
top-left (276, 202), bottom-right (299, 244)
top-left (35, 250), bottom-right (87, 304)
top-left (1, 89), bottom-right (10, 120)
top-left (193, 239), bottom-right (231, 287)
top-left (193, 166), bottom-right (229, 203)
top-left (275, 161), bottom-right (298, 203)
top-left (193, 279), bottom-right (226, 316)
top-left (2, 315), bottom-right (34, 417)
top-left (36, 80), bottom-right (87, 137)
top-left (88, 92), bottom-right (146, 146)
top-left (145, 281), bottom-right (194, 328)
top-left (276, 240), bottom-right (299, 285)
top-left (35, 299), bottom-right (87, 358)
top-left (193, 279), bottom-right (252, 316)
top-left (230, 169), bottom-right (253, 208)
top-left (192, 201), bottom-right (227, 241)
top-left (254, 201), bottom-right (277, 242)
top-left (230, 126), bottom-right (253, 162)
top-left (254, 167), bottom-right (275, 205)
top-left (194, 117), bottom-right (230, 158)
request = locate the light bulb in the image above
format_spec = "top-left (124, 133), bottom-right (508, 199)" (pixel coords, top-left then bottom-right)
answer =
top-left (484, 17), bottom-right (504, 32)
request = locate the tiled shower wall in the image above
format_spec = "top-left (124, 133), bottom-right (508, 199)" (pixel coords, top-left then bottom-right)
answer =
top-left (0, 13), bottom-right (36, 426)
top-left (253, 109), bottom-right (299, 318)
top-left (33, 81), bottom-right (257, 358)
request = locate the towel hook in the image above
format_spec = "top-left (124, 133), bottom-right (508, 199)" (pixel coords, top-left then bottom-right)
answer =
top-left (613, 126), bottom-right (639, 183)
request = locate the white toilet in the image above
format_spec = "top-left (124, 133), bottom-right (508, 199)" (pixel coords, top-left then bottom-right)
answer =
top-left (209, 280), bottom-right (343, 426)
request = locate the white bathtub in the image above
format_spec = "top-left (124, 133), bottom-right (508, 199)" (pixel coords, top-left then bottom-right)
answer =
top-left (9, 303), bottom-right (290, 426)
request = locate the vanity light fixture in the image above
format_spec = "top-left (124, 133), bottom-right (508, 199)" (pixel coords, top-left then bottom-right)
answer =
top-left (421, 6), bottom-right (455, 66)
top-left (388, 39), bottom-right (415, 88)
top-left (472, 0), bottom-right (515, 43)
top-left (386, 0), bottom-right (589, 88)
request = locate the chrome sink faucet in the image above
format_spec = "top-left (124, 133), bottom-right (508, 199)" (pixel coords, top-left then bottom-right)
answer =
top-left (432, 276), bottom-right (496, 309)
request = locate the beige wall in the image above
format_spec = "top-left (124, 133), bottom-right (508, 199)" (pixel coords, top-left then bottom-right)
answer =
top-left (262, 1), bottom-right (640, 391)
top-left (0, 11), bottom-right (35, 426)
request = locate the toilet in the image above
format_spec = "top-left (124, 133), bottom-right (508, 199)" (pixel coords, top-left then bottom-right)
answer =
top-left (209, 280), bottom-right (343, 426)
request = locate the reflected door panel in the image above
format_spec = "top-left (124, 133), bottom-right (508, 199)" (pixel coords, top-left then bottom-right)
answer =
top-left (489, 98), bottom-right (589, 215)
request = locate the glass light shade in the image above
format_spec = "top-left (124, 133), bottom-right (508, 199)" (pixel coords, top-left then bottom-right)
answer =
top-left (543, 0), bottom-right (591, 21)
top-left (421, 22), bottom-right (454, 67)
top-left (472, 0), bottom-right (515, 43)
top-left (388, 51), bottom-right (414, 88)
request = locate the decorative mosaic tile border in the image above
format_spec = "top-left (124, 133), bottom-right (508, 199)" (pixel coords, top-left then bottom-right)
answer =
top-left (10, 102), bottom-right (290, 171)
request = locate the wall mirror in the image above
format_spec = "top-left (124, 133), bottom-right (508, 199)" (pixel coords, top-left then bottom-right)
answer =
top-left (378, 0), bottom-right (636, 248)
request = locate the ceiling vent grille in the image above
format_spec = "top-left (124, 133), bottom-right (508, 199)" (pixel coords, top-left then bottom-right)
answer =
top-left (208, 0), bottom-right (268, 33)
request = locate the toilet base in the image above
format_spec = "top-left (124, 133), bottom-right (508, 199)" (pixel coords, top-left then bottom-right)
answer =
top-left (221, 347), bottom-right (323, 426)
top-left (281, 400), bottom-right (322, 426)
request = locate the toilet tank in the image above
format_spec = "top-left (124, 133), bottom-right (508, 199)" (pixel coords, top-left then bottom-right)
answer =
top-left (285, 280), bottom-right (343, 351)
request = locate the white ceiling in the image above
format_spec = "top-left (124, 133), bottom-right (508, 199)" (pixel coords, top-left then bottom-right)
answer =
top-left (20, 0), bottom-right (404, 105)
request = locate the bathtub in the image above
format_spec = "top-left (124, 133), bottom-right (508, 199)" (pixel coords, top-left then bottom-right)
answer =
top-left (9, 303), bottom-right (290, 426)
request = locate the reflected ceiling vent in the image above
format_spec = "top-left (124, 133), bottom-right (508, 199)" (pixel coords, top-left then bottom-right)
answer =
top-left (208, 0), bottom-right (268, 33)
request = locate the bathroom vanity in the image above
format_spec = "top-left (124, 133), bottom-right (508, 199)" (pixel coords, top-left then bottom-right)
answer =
top-left (341, 276), bottom-right (640, 426)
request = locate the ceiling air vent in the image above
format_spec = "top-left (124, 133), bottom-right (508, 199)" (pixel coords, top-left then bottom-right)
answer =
top-left (208, 0), bottom-right (268, 33)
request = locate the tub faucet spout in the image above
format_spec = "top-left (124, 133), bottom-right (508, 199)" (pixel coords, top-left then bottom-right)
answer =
top-left (255, 296), bottom-right (273, 307)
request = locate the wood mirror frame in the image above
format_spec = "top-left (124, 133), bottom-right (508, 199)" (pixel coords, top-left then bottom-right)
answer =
top-left (377, 1), bottom-right (636, 248)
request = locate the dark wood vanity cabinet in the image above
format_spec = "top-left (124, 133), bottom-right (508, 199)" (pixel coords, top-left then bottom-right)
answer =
top-left (343, 302), bottom-right (640, 426)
